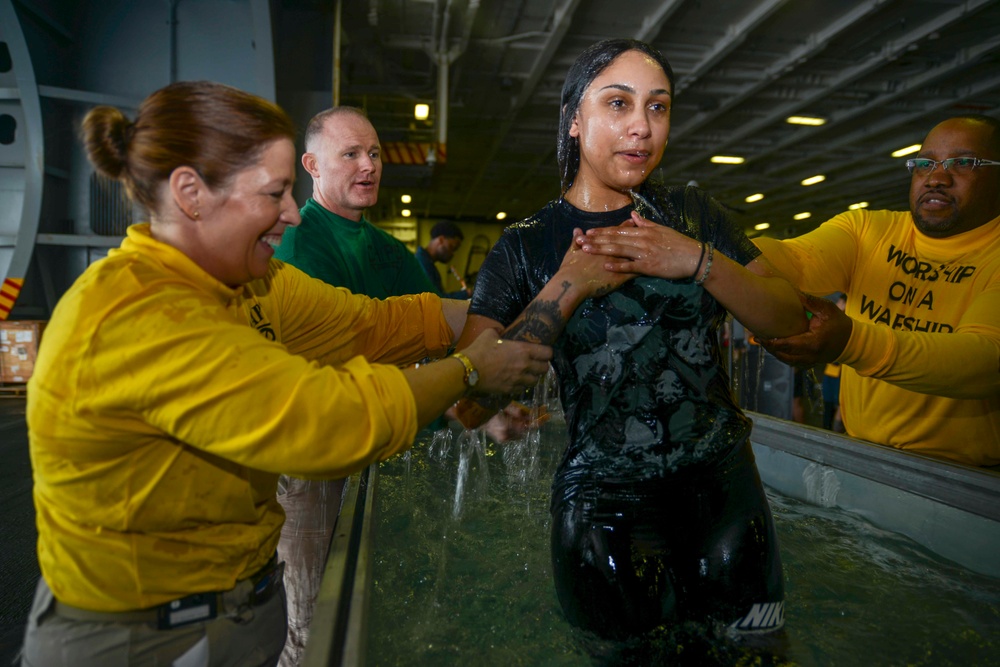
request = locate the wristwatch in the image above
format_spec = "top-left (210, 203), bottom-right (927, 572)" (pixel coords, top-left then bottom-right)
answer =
top-left (451, 352), bottom-right (479, 391)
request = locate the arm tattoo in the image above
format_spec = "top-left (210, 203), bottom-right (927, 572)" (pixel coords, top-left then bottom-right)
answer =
top-left (504, 280), bottom-right (572, 345)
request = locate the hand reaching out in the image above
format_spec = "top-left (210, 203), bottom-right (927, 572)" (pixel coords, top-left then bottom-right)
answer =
top-left (756, 293), bottom-right (853, 367)
top-left (482, 402), bottom-right (550, 443)
top-left (460, 329), bottom-right (553, 397)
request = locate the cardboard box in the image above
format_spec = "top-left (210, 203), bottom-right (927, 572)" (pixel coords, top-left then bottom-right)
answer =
top-left (0, 320), bottom-right (46, 384)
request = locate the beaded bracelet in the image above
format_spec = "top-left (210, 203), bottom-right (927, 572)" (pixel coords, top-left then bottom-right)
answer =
top-left (689, 241), bottom-right (707, 281)
top-left (695, 242), bottom-right (714, 286)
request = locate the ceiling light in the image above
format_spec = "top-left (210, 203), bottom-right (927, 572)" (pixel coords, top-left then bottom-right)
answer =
top-left (891, 144), bottom-right (921, 158)
top-left (401, 209), bottom-right (411, 217)
top-left (848, 201), bottom-right (869, 210)
top-left (710, 155), bottom-right (745, 164)
top-left (786, 115), bottom-right (826, 126)
top-left (414, 104), bottom-right (429, 120)
top-left (745, 193), bottom-right (764, 203)
top-left (800, 174), bottom-right (826, 186)
top-left (496, 212), bottom-right (507, 220)
top-left (401, 194), bottom-right (412, 204)
top-left (754, 222), bottom-right (770, 231)
top-left (793, 212), bottom-right (811, 220)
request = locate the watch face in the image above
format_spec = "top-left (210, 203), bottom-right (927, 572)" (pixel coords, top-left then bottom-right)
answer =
top-left (468, 369), bottom-right (479, 387)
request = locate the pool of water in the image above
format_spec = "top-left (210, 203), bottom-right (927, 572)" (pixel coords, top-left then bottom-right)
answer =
top-left (369, 421), bottom-right (1000, 666)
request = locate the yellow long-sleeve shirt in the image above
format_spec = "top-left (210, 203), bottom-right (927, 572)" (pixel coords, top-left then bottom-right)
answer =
top-left (755, 209), bottom-right (1000, 466)
top-left (27, 223), bottom-right (452, 611)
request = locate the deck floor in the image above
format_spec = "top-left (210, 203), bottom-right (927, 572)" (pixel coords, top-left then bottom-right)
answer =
top-left (0, 396), bottom-right (37, 666)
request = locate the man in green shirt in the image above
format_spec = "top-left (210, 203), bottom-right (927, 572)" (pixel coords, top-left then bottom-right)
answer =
top-left (273, 107), bottom-right (435, 666)
top-left (275, 107), bottom-right (435, 297)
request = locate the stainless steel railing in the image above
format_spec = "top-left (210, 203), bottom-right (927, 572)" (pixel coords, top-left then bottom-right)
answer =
top-left (301, 464), bottom-right (378, 667)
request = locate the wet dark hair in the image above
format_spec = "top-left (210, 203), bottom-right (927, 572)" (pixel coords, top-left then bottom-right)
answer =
top-left (557, 39), bottom-right (675, 192)
top-left (81, 80), bottom-right (296, 213)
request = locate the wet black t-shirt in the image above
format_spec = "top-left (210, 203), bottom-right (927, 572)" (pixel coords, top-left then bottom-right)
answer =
top-left (470, 185), bottom-right (761, 491)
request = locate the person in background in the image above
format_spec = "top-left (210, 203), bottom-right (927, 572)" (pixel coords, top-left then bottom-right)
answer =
top-left (274, 106), bottom-right (436, 298)
top-left (271, 105), bottom-right (443, 666)
top-left (20, 81), bottom-right (552, 667)
top-left (416, 220), bottom-right (472, 299)
top-left (821, 294), bottom-right (847, 432)
top-left (756, 115), bottom-right (1000, 467)
top-left (455, 38), bottom-right (808, 658)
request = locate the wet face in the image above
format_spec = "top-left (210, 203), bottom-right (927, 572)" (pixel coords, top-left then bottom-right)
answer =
top-left (909, 119), bottom-right (1000, 238)
top-left (304, 113), bottom-right (382, 221)
top-left (568, 49), bottom-right (672, 208)
top-left (200, 138), bottom-right (300, 286)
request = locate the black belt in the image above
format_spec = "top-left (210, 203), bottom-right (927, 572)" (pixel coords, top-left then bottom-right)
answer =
top-left (52, 554), bottom-right (284, 630)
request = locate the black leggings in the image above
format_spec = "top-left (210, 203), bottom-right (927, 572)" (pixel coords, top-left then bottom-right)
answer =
top-left (550, 442), bottom-right (784, 641)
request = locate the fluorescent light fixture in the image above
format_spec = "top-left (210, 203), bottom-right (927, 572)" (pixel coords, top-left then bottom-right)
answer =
top-left (786, 115), bottom-right (826, 126)
top-left (710, 155), bottom-right (745, 164)
top-left (848, 201), bottom-right (869, 210)
top-left (891, 144), bottom-right (921, 158)
top-left (401, 209), bottom-right (411, 217)
top-left (414, 104), bottom-right (430, 120)
top-left (800, 174), bottom-right (826, 186)
top-left (496, 212), bottom-right (507, 220)
top-left (793, 212), bottom-right (812, 220)
top-left (754, 222), bottom-right (770, 231)
top-left (745, 193), bottom-right (764, 203)
top-left (401, 194), bottom-right (412, 204)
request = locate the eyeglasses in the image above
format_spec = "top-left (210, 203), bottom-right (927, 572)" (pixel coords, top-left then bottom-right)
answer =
top-left (906, 156), bottom-right (1000, 175)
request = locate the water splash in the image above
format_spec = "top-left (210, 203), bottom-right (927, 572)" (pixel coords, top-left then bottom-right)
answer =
top-left (502, 425), bottom-right (541, 487)
top-left (429, 427), bottom-right (453, 461)
top-left (628, 189), bottom-right (664, 224)
top-left (452, 427), bottom-right (490, 519)
top-left (448, 369), bottom-right (564, 517)
top-left (539, 364), bottom-right (562, 420)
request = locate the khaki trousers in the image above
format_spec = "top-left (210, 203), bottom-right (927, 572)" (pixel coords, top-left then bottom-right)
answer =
top-left (275, 476), bottom-right (345, 667)
top-left (19, 576), bottom-right (287, 667)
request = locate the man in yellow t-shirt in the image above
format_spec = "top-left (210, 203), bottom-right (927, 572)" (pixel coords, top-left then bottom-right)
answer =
top-left (755, 116), bottom-right (1000, 466)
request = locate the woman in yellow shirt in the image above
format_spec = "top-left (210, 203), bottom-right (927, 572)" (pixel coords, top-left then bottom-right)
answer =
top-left (21, 80), bottom-right (558, 667)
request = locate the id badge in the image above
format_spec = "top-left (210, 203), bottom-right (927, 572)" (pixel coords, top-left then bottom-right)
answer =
top-left (157, 593), bottom-right (218, 629)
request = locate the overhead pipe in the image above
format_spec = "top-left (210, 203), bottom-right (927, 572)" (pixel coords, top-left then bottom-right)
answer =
top-left (430, 0), bottom-right (442, 54)
top-left (429, 0), bottom-right (480, 151)
top-left (453, 0), bottom-right (480, 57)
top-left (455, 0), bottom-right (584, 217)
top-left (436, 54), bottom-right (448, 148)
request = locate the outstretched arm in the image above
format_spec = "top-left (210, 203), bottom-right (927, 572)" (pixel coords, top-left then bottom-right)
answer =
top-left (403, 328), bottom-right (552, 430)
top-left (754, 214), bottom-right (1000, 399)
top-left (439, 297), bottom-right (470, 342)
top-left (759, 292), bottom-right (1000, 399)
top-left (756, 294), bottom-right (850, 367)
